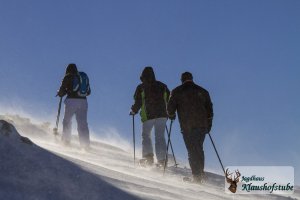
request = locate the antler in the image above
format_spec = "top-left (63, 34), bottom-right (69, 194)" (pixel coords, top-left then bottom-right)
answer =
top-left (225, 168), bottom-right (233, 183)
top-left (234, 170), bottom-right (241, 182)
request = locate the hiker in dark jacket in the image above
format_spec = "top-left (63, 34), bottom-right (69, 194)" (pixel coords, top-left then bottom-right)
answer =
top-left (130, 66), bottom-right (170, 166)
top-left (57, 63), bottom-right (91, 149)
top-left (167, 72), bottom-right (213, 183)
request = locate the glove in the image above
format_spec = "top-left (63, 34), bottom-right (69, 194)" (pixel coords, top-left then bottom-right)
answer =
top-left (129, 110), bottom-right (136, 115)
top-left (56, 90), bottom-right (64, 97)
top-left (168, 114), bottom-right (176, 121)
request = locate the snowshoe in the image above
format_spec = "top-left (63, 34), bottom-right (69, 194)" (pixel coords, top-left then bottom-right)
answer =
top-left (155, 163), bottom-right (164, 169)
top-left (155, 160), bottom-right (167, 169)
top-left (139, 158), bottom-right (153, 168)
top-left (182, 175), bottom-right (205, 184)
top-left (182, 176), bottom-right (193, 182)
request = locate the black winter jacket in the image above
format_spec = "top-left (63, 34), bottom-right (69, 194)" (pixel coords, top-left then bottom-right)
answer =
top-left (167, 81), bottom-right (213, 133)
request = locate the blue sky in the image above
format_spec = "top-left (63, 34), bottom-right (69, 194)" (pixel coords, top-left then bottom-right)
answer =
top-left (0, 0), bottom-right (299, 184)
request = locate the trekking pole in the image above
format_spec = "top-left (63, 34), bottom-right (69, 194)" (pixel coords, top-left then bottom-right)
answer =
top-left (163, 120), bottom-right (173, 175)
top-left (132, 115), bottom-right (136, 167)
top-left (208, 132), bottom-right (226, 175)
top-left (165, 125), bottom-right (178, 167)
top-left (53, 97), bottom-right (62, 136)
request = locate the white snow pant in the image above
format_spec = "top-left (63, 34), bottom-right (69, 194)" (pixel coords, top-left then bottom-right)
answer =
top-left (142, 118), bottom-right (167, 162)
top-left (62, 98), bottom-right (90, 147)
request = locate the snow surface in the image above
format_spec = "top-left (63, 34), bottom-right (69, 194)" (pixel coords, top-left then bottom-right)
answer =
top-left (0, 115), bottom-right (299, 200)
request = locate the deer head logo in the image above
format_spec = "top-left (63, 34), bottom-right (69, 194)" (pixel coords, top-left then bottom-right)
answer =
top-left (226, 168), bottom-right (241, 193)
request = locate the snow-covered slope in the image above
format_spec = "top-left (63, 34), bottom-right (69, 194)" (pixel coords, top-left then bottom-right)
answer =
top-left (0, 119), bottom-right (139, 200)
top-left (0, 115), bottom-right (299, 200)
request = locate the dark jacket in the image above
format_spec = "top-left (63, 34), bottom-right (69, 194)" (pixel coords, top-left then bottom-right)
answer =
top-left (131, 67), bottom-right (170, 122)
top-left (57, 64), bottom-right (91, 99)
top-left (167, 81), bottom-right (213, 133)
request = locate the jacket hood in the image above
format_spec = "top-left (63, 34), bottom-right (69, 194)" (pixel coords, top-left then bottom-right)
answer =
top-left (140, 66), bottom-right (156, 83)
top-left (65, 63), bottom-right (78, 75)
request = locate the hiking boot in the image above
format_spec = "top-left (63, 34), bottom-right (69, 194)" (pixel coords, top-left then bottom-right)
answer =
top-left (157, 159), bottom-right (166, 167)
top-left (192, 173), bottom-right (206, 184)
top-left (81, 144), bottom-right (91, 151)
top-left (139, 158), bottom-right (154, 167)
top-left (140, 153), bottom-right (154, 167)
top-left (156, 160), bottom-right (165, 168)
top-left (62, 140), bottom-right (71, 147)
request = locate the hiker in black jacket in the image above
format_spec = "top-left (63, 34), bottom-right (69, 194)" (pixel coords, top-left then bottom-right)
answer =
top-left (167, 72), bottom-right (213, 183)
top-left (130, 66), bottom-right (170, 166)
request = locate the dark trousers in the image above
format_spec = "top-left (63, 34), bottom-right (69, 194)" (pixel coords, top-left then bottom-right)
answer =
top-left (182, 128), bottom-right (206, 176)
